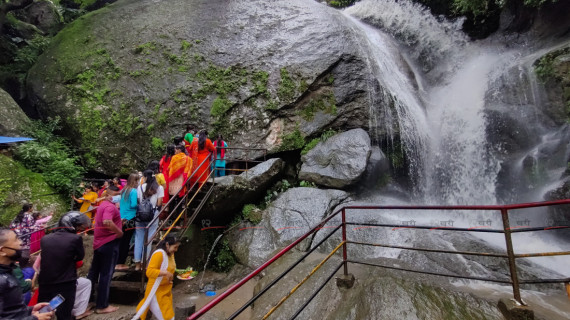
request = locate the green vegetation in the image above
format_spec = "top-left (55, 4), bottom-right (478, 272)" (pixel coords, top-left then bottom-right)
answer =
top-left (0, 155), bottom-right (69, 226)
top-left (450, 0), bottom-right (556, 17)
top-left (533, 47), bottom-right (570, 82)
top-left (134, 42), bottom-right (157, 55)
top-left (278, 128), bottom-right (305, 152)
top-left (213, 239), bottom-right (236, 272)
top-left (301, 138), bottom-right (319, 155)
top-left (263, 179), bottom-right (292, 207)
top-left (210, 97), bottom-right (233, 118)
top-left (299, 180), bottom-right (317, 188)
top-left (301, 129), bottom-right (338, 155)
top-left (180, 40), bottom-right (192, 50)
top-left (0, 34), bottom-right (51, 90)
top-left (151, 137), bottom-right (165, 156)
top-left (14, 117), bottom-right (84, 196)
top-left (241, 204), bottom-right (263, 224)
top-left (329, 0), bottom-right (359, 8)
top-left (278, 68), bottom-right (297, 101)
top-left (298, 91), bottom-right (337, 121)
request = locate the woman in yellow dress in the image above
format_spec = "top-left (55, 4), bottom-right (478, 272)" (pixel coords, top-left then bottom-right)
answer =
top-left (132, 235), bottom-right (180, 320)
top-left (72, 184), bottom-right (98, 219)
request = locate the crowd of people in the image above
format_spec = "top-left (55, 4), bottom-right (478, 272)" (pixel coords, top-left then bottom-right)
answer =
top-left (1, 128), bottom-right (229, 320)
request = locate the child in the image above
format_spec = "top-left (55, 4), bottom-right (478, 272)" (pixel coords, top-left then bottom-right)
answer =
top-left (30, 212), bottom-right (53, 254)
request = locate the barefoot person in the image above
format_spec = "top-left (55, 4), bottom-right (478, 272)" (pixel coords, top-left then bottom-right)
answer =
top-left (87, 185), bottom-right (123, 314)
top-left (0, 228), bottom-right (54, 320)
top-left (132, 235), bottom-right (180, 320)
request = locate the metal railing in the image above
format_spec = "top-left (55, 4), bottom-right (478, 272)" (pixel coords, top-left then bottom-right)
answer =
top-left (139, 146), bottom-right (268, 292)
top-left (188, 199), bottom-right (570, 319)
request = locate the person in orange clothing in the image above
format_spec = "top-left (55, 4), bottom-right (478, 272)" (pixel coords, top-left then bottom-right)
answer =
top-left (131, 235), bottom-right (180, 320)
top-left (167, 145), bottom-right (192, 199)
top-left (189, 130), bottom-right (216, 186)
top-left (72, 184), bottom-right (98, 219)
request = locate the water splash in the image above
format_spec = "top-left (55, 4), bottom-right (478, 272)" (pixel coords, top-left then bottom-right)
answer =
top-left (345, 0), bottom-right (468, 79)
top-left (198, 233), bottom-right (224, 290)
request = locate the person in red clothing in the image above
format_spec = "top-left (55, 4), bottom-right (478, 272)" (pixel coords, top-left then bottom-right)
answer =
top-left (159, 145), bottom-right (175, 204)
top-left (87, 185), bottom-right (123, 314)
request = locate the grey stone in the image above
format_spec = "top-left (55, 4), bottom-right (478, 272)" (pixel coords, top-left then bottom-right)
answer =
top-left (21, 0), bottom-right (63, 34)
top-left (175, 297), bottom-right (196, 320)
top-left (201, 158), bottom-right (285, 225)
top-left (228, 187), bottom-right (349, 268)
top-left (336, 273), bottom-right (355, 289)
top-left (498, 298), bottom-right (534, 320)
top-left (299, 129), bottom-right (372, 189)
top-left (26, 0), bottom-right (379, 174)
top-left (0, 88), bottom-right (29, 136)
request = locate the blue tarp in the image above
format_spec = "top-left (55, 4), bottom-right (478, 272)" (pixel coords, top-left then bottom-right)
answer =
top-left (0, 136), bottom-right (35, 144)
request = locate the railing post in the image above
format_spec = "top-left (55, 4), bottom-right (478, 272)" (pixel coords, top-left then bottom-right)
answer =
top-left (342, 208), bottom-right (348, 276)
top-left (245, 149), bottom-right (249, 179)
top-left (500, 208), bottom-right (523, 305)
top-left (141, 227), bottom-right (149, 293)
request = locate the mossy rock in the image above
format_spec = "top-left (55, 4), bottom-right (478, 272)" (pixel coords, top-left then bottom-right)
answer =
top-left (27, 0), bottom-right (377, 174)
top-left (0, 155), bottom-right (68, 226)
top-left (0, 88), bottom-right (30, 136)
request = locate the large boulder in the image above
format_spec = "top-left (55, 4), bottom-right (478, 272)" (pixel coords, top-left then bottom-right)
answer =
top-left (26, 0), bottom-right (378, 173)
top-left (299, 128), bottom-right (371, 189)
top-left (228, 187), bottom-right (349, 268)
top-left (200, 158), bottom-right (285, 225)
top-left (0, 88), bottom-right (29, 136)
top-left (0, 155), bottom-right (68, 225)
top-left (18, 0), bottom-right (63, 34)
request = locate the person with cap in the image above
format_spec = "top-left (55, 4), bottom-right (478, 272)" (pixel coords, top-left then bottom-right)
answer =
top-left (87, 185), bottom-right (123, 314)
top-left (0, 227), bottom-right (54, 320)
top-left (38, 211), bottom-right (90, 320)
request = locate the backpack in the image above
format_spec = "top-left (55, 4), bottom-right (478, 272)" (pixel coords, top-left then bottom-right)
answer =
top-left (136, 186), bottom-right (155, 222)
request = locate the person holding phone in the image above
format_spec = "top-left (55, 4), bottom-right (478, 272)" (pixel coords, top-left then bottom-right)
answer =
top-left (0, 228), bottom-right (54, 320)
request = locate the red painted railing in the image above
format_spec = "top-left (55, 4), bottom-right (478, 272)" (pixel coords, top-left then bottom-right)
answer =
top-left (188, 199), bottom-right (570, 319)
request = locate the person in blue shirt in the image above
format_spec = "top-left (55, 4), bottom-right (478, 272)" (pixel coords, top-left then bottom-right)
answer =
top-left (115, 173), bottom-right (139, 271)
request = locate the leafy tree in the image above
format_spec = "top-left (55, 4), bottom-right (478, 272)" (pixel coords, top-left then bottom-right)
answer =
top-left (15, 117), bottom-right (85, 195)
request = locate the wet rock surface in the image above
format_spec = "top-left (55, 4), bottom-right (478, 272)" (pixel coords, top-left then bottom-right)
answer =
top-left (228, 187), bottom-right (349, 268)
top-left (299, 128), bottom-right (372, 189)
top-left (26, 0), bottom-right (377, 174)
top-left (201, 157), bottom-right (285, 225)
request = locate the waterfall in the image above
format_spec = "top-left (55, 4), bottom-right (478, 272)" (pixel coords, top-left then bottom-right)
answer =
top-left (340, 0), bottom-right (570, 278)
top-left (344, 0), bottom-right (503, 205)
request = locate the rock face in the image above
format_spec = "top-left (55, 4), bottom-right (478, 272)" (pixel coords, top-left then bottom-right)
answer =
top-left (19, 0), bottom-right (63, 34)
top-left (250, 251), bottom-right (504, 320)
top-left (484, 43), bottom-right (570, 203)
top-left (26, 0), bottom-right (378, 173)
top-left (0, 88), bottom-right (29, 136)
top-left (201, 158), bottom-right (285, 225)
top-left (299, 128), bottom-right (371, 189)
top-left (228, 187), bottom-right (349, 268)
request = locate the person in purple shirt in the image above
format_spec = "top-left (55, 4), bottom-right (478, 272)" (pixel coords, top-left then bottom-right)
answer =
top-left (87, 185), bottom-right (123, 314)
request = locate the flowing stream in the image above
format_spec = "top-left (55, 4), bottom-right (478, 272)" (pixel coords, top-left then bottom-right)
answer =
top-left (342, 0), bottom-right (570, 277)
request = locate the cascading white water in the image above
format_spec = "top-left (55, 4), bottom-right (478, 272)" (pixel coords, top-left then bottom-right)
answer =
top-left (345, 0), bottom-right (502, 205)
top-left (341, 0), bottom-right (570, 280)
